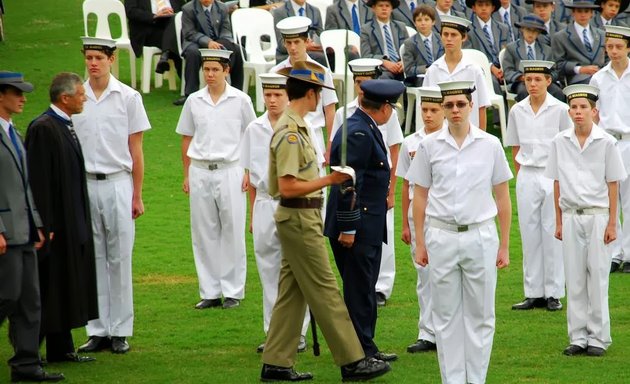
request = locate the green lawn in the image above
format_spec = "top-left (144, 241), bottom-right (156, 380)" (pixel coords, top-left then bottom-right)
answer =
top-left (1, 1), bottom-right (630, 383)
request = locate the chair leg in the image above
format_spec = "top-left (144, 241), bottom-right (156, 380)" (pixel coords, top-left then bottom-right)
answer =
top-left (166, 60), bottom-right (177, 91)
top-left (498, 103), bottom-right (507, 147)
top-left (129, 50), bottom-right (137, 89)
top-left (255, 76), bottom-right (264, 113)
top-left (141, 54), bottom-right (152, 94)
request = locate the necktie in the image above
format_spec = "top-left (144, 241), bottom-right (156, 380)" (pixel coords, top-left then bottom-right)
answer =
top-left (503, 11), bottom-right (514, 42)
top-left (483, 25), bottom-right (498, 64)
top-left (204, 9), bottom-right (217, 40)
top-left (299, 6), bottom-right (305, 16)
top-left (352, 4), bottom-right (361, 35)
top-left (527, 45), bottom-right (535, 60)
top-left (8, 124), bottom-right (23, 166)
top-left (383, 24), bottom-right (399, 62)
top-left (410, 0), bottom-right (415, 12)
top-left (65, 119), bottom-right (80, 146)
top-left (582, 28), bottom-right (592, 53)
top-left (424, 38), bottom-right (434, 64)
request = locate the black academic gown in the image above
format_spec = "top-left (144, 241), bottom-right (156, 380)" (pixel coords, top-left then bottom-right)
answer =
top-left (25, 110), bottom-right (98, 334)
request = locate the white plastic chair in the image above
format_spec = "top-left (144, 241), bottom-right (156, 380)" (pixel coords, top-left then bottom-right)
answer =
top-left (174, 12), bottom-right (202, 96)
top-left (406, 26), bottom-right (417, 38)
top-left (141, 46), bottom-right (177, 94)
top-left (319, 29), bottom-right (360, 105)
top-left (231, 8), bottom-right (277, 113)
top-left (498, 48), bottom-right (517, 107)
top-left (462, 49), bottom-right (507, 146)
top-left (82, 0), bottom-right (137, 88)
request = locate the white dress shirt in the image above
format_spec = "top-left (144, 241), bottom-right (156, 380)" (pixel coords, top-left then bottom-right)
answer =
top-left (590, 62), bottom-right (630, 134)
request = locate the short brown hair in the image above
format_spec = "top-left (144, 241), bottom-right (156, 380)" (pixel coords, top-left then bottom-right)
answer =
top-left (413, 4), bottom-right (436, 22)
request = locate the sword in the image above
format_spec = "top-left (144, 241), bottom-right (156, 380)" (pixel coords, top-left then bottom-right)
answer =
top-left (310, 310), bottom-right (320, 356)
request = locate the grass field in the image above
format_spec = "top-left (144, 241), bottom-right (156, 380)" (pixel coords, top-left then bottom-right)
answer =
top-left (1, 1), bottom-right (630, 383)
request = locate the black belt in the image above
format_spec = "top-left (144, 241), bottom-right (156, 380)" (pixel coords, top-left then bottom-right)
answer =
top-left (280, 197), bottom-right (323, 209)
top-left (94, 174), bottom-right (107, 180)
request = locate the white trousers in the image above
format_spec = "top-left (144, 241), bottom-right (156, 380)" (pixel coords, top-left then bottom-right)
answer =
top-left (375, 208), bottom-right (396, 298)
top-left (612, 141), bottom-right (630, 263)
top-left (86, 174), bottom-right (135, 337)
top-left (252, 196), bottom-right (310, 336)
top-left (189, 165), bottom-right (246, 300)
top-left (427, 221), bottom-right (498, 384)
top-left (516, 167), bottom-right (564, 298)
top-left (562, 212), bottom-right (612, 349)
top-left (408, 205), bottom-right (435, 342)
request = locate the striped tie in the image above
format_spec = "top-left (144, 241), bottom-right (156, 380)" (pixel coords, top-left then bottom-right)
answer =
top-left (410, 0), bottom-right (415, 12)
top-left (8, 124), bottom-right (23, 166)
top-left (352, 4), bottom-right (361, 35)
top-left (483, 25), bottom-right (498, 65)
top-left (582, 28), bottom-right (592, 53)
top-left (204, 9), bottom-right (217, 40)
top-left (527, 45), bottom-right (535, 60)
top-left (299, 7), bottom-right (305, 16)
top-left (384, 24), bottom-right (399, 62)
top-left (503, 11), bottom-right (514, 42)
top-left (424, 38), bottom-right (434, 64)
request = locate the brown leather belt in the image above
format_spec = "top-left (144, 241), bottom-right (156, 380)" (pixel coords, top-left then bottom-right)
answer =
top-left (280, 197), bottom-right (323, 209)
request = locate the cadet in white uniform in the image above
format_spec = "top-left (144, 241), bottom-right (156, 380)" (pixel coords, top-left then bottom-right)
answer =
top-left (506, 60), bottom-right (572, 312)
top-left (396, 87), bottom-right (445, 354)
top-left (422, 15), bottom-right (491, 130)
top-left (329, 58), bottom-right (403, 306)
top-left (546, 84), bottom-right (627, 357)
top-left (176, 49), bottom-right (256, 310)
top-left (239, 73), bottom-right (309, 353)
top-left (74, 37), bottom-right (151, 354)
top-left (589, 25), bottom-right (630, 274)
top-left (270, 16), bottom-right (336, 169)
top-left (406, 81), bottom-right (512, 384)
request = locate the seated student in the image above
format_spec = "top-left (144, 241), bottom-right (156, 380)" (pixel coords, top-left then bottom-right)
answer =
top-left (545, 84), bottom-right (627, 358)
top-left (503, 14), bottom-right (565, 100)
top-left (403, 5), bottom-right (445, 80)
top-left (552, 0), bottom-right (606, 85)
top-left (433, 0), bottom-right (468, 34)
top-left (393, 0), bottom-right (440, 28)
top-left (125, 0), bottom-right (184, 76)
top-left (493, 0), bottom-right (528, 42)
top-left (527, 0), bottom-right (565, 46)
top-left (591, 0), bottom-right (629, 29)
top-left (453, 0), bottom-right (474, 16)
top-left (467, 0), bottom-right (511, 94)
top-left (272, 0), bottom-right (327, 66)
top-left (325, 0), bottom-right (374, 32)
top-left (177, 0), bottom-right (244, 106)
top-left (361, 0), bottom-right (410, 80)
top-left (423, 14), bottom-right (491, 129)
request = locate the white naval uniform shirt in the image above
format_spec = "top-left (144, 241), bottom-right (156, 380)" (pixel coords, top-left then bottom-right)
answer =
top-left (270, 56), bottom-right (338, 155)
top-left (240, 112), bottom-right (274, 194)
top-left (406, 125), bottom-right (513, 224)
top-left (423, 56), bottom-right (491, 128)
top-left (73, 74), bottom-right (151, 174)
top-left (175, 82), bottom-right (256, 162)
top-left (330, 98), bottom-right (404, 167)
top-left (590, 62), bottom-right (630, 134)
top-left (545, 125), bottom-right (627, 211)
top-left (505, 93), bottom-right (572, 168)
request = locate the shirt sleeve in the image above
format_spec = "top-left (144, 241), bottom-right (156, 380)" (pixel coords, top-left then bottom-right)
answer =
top-left (406, 139), bottom-right (432, 188)
top-left (321, 71), bottom-right (339, 106)
top-left (504, 106), bottom-right (519, 146)
top-left (175, 98), bottom-right (195, 136)
top-left (127, 92), bottom-right (152, 134)
top-left (544, 137), bottom-right (560, 180)
top-left (385, 109), bottom-right (403, 146)
top-left (241, 96), bottom-right (257, 133)
top-left (474, 68), bottom-right (492, 108)
top-left (605, 140), bottom-right (628, 183)
top-left (274, 131), bottom-right (302, 178)
top-left (239, 123), bottom-right (254, 169)
top-left (491, 138), bottom-right (513, 185)
top-left (395, 140), bottom-right (411, 178)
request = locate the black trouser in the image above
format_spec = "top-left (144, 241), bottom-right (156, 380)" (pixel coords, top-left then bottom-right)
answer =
top-left (40, 330), bottom-right (75, 359)
top-left (182, 40), bottom-right (244, 96)
top-left (331, 240), bottom-right (382, 357)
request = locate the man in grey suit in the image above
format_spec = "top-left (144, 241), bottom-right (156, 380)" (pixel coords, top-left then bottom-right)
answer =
top-left (503, 14), bottom-right (565, 100)
top-left (0, 71), bottom-right (63, 382)
top-left (393, 0), bottom-right (437, 27)
top-left (361, 0), bottom-right (410, 79)
top-left (272, 0), bottom-right (327, 66)
top-left (551, 0), bottom-right (605, 85)
top-left (176, 0), bottom-right (244, 105)
top-left (492, 0), bottom-right (528, 41)
top-left (325, 0), bottom-right (375, 31)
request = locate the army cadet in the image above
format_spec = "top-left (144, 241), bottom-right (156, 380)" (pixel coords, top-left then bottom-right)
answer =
top-left (260, 61), bottom-right (391, 382)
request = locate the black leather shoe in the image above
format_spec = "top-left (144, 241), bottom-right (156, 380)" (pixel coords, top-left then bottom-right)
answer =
top-left (260, 364), bottom-right (313, 382)
top-left (407, 339), bottom-right (437, 353)
top-left (587, 346), bottom-right (605, 356)
top-left (155, 52), bottom-right (171, 74)
top-left (563, 344), bottom-right (586, 356)
top-left (611, 260), bottom-right (621, 273)
top-left (373, 352), bottom-right (398, 362)
top-left (622, 262), bottom-right (630, 273)
top-left (77, 336), bottom-right (111, 353)
top-left (376, 292), bottom-right (386, 307)
top-left (173, 96), bottom-right (188, 106)
top-left (341, 357), bottom-right (391, 382)
top-left (223, 298), bottom-right (240, 309)
top-left (111, 337), bottom-right (130, 354)
top-left (11, 369), bottom-right (65, 382)
top-left (547, 297), bottom-right (562, 311)
top-left (195, 298), bottom-right (222, 309)
top-left (511, 297), bottom-right (546, 310)
top-left (46, 353), bottom-right (95, 363)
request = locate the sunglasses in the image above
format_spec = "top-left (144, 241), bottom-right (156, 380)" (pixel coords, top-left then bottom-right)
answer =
top-left (442, 101), bottom-right (469, 110)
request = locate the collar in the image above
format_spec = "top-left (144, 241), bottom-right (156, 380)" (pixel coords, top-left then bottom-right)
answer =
top-left (477, 16), bottom-right (492, 29)
top-left (601, 15), bottom-right (611, 25)
top-left (0, 116), bottom-right (11, 135)
top-left (436, 123), bottom-right (484, 144)
top-left (499, 6), bottom-right (510, 17)
top-left (420, 32), bottom-right (433, 41)
top-left (573, 21), bottom-right (590, 36)
top-left (346, 0), bottom-right (359, 10)
top-left (563, 123), bottom-right (605, 148)
top-left (50, 104), bottom-right (71, 121)
top-left (602, 60), bottom-right (630, 77)
top-left (436, 8), bottom-right (451, 16)
top-left (291, 0), bottom-right (306, 14)
top-left (434, 54), bottom-right (474, 74)
top-left (85, 74), bottom-right (121, 101)
top-left (377, 19), bottom-right (392, 30)
top-left (203, 3), bottom-right (212, 12)
top-left (525, 41), bottom-right (536, 50)
top-left (197, 81), bottom-right (236, 104)
top-left (285, 107), bottom-right (309, 129)
top-left (523, 92), bottom-right (559, 113)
